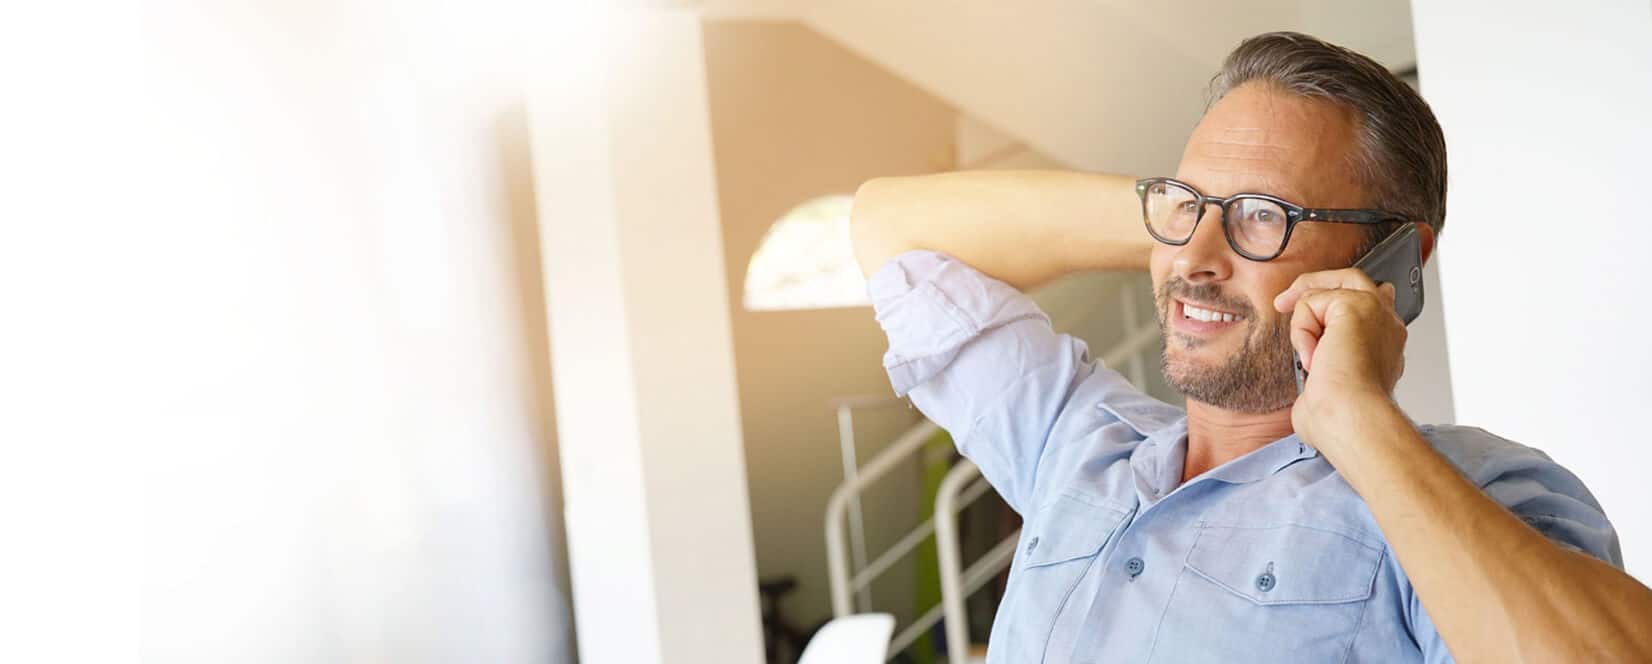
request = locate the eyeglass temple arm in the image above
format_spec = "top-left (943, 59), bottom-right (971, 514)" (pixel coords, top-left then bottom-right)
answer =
top-left (1299, 208), bottom-right (1407, 225)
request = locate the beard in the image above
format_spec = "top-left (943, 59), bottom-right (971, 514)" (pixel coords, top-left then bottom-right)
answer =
top-left (1155, 277), bottom-right (1297, 414)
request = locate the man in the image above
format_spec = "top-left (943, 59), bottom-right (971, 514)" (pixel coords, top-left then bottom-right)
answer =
top-left (851, 32), bottom-right (1652, 662)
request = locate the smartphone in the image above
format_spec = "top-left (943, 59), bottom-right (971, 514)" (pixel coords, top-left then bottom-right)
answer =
top-left (1354, 224), bottom-right (1426, 324)
top-left (1293, 224), bottom-right (1425, 392)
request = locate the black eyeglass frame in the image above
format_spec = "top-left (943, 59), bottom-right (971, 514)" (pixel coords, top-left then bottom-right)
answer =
top-left (1134, 177), bottom-right (1409, 261)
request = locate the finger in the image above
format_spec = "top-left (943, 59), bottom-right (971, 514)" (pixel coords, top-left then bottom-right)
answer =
top-left (1292, 323), bottom-right (1319, 372)
top-left (1316, 284), bottom-right (1396, 325)
top-left (1292, 287), bottom-right (1375, 371)
top-left (1379, 282), bottom-right (1397, 311)
top-left (1289, 289), bottom-right (1327, 370)
top-left (1302, 267), bottom-right (1380, 292)
top-left (1274, 268), bottom-right (1380, 312)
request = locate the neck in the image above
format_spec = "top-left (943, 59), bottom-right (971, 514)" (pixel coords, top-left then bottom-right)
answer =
top-left (1182, 399), bottom-right (1295, 483)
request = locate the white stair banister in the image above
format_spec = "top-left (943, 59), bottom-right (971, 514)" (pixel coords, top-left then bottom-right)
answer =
top-left (825, 418), bottom-right (940, 617)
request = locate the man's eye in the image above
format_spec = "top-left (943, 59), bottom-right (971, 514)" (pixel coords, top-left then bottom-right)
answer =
top-left (1254, 209), bottom-right (1279, 223)
top-left (1178, 201), bottom-right (1199, 213)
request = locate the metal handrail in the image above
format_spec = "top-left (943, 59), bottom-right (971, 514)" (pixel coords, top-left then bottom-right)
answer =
top-left (938, 459), bottom-right (984, 660)
top-left (852, 475), bottom-right (992, 591)
top-left (825, 418), bottom-right (940, 617)
top-left (833, 395), bottom-right (913, 611)
top-left (887, 463), bottom-right (1008, 657)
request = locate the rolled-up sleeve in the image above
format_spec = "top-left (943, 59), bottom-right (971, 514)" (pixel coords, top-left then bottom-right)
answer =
top-left (1426, 425), bottom-right (1622, 566)
top-left (867, 250), bottom-right (1100, 510)
top-left (1479, 447), bottom-right (1622, 567)
top-left (1405, 425), bottom-right (1624, 662)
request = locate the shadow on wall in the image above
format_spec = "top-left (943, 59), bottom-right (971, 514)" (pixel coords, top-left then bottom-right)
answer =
top-left (493, 102), bottom-right (578, 657)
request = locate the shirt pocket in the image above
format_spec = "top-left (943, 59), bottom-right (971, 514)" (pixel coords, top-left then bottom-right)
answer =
top-left (1147, 523), bottom-right (1383, 663)
top-left (1001, 493), bottom-right (1130, 658)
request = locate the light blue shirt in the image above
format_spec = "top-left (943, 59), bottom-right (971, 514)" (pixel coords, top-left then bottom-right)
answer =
top-left (869, 250), bottom-right (1621, 663)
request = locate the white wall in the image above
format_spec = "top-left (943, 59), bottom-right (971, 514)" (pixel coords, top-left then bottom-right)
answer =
top-left (3, 5), bottom-right (143, 661)
top-left (1413, 0), bottom-right (1652, 578)
top-left (1393, 261), bottom-right (1456, 425)
top-left (140, 1), bottom-right (574, 660)
top-left (530, 11), bottom-right (765, 664)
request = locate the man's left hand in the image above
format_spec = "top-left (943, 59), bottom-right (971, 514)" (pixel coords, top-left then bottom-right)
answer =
top-left (1273, 268), bottom-right (1408, 454)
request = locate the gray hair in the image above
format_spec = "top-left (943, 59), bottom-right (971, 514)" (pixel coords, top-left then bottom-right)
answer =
top-left (1207, 32), bottom-right (1448, 245)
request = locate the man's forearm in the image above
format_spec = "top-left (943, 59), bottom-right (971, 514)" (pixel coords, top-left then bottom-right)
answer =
top-left (849, 170), bottom-right (1151, 289)
top-left (1326, 398), bottom-right (1652, 662)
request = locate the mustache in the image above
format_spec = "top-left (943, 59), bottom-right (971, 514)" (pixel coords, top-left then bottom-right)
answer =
top-left (1156, 277), bottom-right (1255, 318)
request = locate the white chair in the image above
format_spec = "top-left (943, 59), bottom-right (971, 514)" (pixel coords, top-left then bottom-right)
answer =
top-left (797, 613), bottom-right (895, 664)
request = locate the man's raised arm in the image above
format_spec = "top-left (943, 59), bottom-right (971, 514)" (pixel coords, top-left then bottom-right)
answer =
top-left (848, 170), bottom-right (1152, 286)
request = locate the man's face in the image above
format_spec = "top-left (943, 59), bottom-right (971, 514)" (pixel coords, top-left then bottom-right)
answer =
top-left (1149, 82), bottom-right (1371, 413)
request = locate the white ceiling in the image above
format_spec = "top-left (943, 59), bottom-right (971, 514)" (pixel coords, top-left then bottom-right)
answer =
top-left (699, 0), bottom-right (1416, 175)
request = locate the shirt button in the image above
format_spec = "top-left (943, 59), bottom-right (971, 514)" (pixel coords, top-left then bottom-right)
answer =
top-left (1026, 536), bottom-right (1040, 554)
top-left (1255, 572), bottom-right (1276, 592)
top-left (1125, 556), bottom-right (1145, 577)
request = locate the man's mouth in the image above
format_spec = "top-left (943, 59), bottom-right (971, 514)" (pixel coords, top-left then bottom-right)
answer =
top-left (1177, 299), bottom-right (1246, 324)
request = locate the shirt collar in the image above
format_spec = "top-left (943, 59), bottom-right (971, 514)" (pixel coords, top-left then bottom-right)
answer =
top-left (1129, 420), bottom-right (1320, 498)
top-left (1200, 434), bottom-right (1319, 485)
top-left (1129, 418), bottom-right (1189, 500)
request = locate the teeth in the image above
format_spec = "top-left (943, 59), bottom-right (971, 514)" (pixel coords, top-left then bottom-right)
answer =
top-left (1182, 303), bottom-right (1241, 323)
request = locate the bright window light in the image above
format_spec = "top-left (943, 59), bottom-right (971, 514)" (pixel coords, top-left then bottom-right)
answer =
top-left (742, 194), bottom-right (869, 311)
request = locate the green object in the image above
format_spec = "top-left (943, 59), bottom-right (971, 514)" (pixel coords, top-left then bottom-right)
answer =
top-left (907, 428), bottom-right (956, 664)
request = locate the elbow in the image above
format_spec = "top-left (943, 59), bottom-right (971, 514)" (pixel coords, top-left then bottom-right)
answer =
top-left (849, 177), bottom-right (903, 278)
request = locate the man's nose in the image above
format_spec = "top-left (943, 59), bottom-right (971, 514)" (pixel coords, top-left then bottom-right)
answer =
top-left (1171, 210), bottom-right (1234, 284)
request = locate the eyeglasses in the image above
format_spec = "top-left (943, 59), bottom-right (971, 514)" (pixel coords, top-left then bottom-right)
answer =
top-left (1135, 177), bottom-right (1407, 261)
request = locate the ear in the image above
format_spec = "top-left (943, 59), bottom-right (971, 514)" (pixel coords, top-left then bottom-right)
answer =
top-left (1415, 222), bottom-right (1436, 264)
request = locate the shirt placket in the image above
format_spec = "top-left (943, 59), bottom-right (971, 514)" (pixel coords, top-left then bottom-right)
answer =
top-left (1039, 501), bottom-right (1140, 664)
